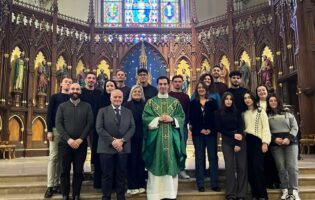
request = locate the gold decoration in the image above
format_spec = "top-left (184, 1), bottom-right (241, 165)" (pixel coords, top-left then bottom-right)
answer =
top-left (97, 60), bottom-right (111, 79)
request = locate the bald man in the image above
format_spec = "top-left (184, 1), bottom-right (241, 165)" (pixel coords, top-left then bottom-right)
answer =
top-left (96, 89), bottom-right (135, 200)
top-left (56, 83), bottom-right (94, 200)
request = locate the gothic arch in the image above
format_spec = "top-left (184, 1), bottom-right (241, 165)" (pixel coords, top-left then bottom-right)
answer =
top-left (175, 55), bottom-right (192, 68)
top-left (119, 41), bottom-right (167, 67)
top-left (35, 32), bottom-right (52, 59)
top-left (11, 28), bottom-right (30, 57)
top-left (95, 56), bottom-right (113, 68)
top-left (32, 116), bottom-right (47, 141)
top-left (8, 115), bottom-right (25, 142)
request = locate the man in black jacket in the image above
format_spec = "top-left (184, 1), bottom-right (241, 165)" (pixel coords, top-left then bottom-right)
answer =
top-left (56, 83), bottom-right (94, 200)
top-left (80, 72), bottom-right (103, 188)
top-left (45, 77), bottom-right (72, 198)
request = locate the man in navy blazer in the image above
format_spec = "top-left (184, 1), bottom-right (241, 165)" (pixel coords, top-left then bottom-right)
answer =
top-left (96, 89), bottom-right (135, 200)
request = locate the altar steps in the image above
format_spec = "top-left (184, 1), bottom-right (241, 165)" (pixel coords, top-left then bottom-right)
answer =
top-left (1, 167), bottom-right (315, 200)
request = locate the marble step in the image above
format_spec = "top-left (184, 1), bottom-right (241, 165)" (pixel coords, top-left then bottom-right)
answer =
top-left (3, 186), bottom-right (315, 200)
top-left (0, 175), bottom-right (315, 195)
top-left (1, 167), bottom-right (314, 183)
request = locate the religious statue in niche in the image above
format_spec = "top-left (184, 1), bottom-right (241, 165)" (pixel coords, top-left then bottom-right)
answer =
top-left (259, 55), bottom-right (273, 88)
top-left (201, 65), bottom-right (208, 75)
top-left (56, 64), bottom-right (70, 82)
top-left (37, 60), bottom-right (49, 94)
top-left (239, 60), bottom-right (251, 89)
top-left (181, 68), bottom-right (190, 93)
top-left (219, 63), bottom-right (228, 84)
top-left (13, 51), bottom-right (26, 91)
top-left (97, 69), bottom-right (108, 89)
top-left (77, 69), bottom-right (86, 88)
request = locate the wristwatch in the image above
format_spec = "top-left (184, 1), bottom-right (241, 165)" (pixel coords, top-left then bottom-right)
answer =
top-left (121, 138), bottom-right (125, 143)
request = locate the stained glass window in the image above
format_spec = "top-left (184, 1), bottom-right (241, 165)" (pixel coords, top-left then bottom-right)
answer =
top-left (125, 0), bottom-right (159, 27)
top-left (102, 0), bottom-right (123, 27)
top-left (161, 0), bottom-right (179, 27)
top-left (102, 0), bottom-right (180, 27)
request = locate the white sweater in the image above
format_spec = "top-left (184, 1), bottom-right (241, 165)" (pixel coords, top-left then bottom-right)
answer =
top-left (243, 108), bottom-right (271, 144)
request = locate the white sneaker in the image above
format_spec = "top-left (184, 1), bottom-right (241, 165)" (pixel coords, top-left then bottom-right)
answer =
top-left (179, 170), bottom-right (190, 179)
top-left (293, 190), bottom-right (301, 200)
top-left (130, 189), bottom-right (140, 195)
top-left (281, 189), bottom-right (288, 200)
top-left (138, 188), bottom-right (146, 194)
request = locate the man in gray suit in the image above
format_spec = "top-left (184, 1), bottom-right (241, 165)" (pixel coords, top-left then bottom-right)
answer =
top-left (96, 89), bottom-right (135, 200)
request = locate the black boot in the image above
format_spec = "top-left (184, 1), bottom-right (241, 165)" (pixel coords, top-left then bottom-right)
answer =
top-left (62, 196), bottom-right (69, 200)
top-left (53, 185), bottom-right (61, 194)
top-left (44, 187), bottom-right (54, 198)
top-left (73, 195), bottom-right (80, 200)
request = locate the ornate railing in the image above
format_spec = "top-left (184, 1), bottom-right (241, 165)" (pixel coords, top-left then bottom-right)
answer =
top-left (13, 0), bottom-right (51, 14)
top-left (233, 2), bottom-right (271, 16)
top-left (197, 14), bottom-right (228, 27)
top-left (58, 13), bottom-right (88, 27)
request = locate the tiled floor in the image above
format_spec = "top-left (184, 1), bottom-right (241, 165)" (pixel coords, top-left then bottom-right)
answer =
top-left (0, 146), bottom-right (314, 176)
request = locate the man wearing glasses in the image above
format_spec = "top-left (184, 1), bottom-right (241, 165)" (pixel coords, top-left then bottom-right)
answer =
top-left (137, 68), bottom-right (158, 100)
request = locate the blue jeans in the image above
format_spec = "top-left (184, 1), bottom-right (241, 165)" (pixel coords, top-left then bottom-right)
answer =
top-left (271, 144), bottom-right (299, 194)
top-left (192, 134), bottom-right (219, 188)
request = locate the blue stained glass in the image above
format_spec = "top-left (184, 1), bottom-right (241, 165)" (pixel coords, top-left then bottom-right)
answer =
top-left (125, 0), bottom-right (159, 26)
top-left (164, 2), bottom-right (175, 20)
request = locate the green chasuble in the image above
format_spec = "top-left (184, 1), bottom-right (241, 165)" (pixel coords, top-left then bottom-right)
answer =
top-left (142, 95), bottom-right (186, 176)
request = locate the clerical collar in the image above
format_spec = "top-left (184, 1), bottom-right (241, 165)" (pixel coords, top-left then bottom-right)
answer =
top-left (158, 93), bottom-right (169, 98)
top-left (111, 104), bottom-right (121, 110)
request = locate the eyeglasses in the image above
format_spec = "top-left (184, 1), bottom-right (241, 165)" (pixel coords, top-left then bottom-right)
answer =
top-left (138, 73), bottom-right (148, 77)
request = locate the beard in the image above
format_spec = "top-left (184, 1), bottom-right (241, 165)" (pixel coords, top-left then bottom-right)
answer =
top-left (70, 93), bottom-right (81, 100)
top-left (231, 82), bottom-right (240, 87)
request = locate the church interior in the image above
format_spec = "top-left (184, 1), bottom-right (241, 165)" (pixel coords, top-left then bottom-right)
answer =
top-left (1, 0), bottom-right (315, 199)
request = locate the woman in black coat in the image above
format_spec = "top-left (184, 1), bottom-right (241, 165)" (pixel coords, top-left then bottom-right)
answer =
top-left (189, 82), bottom-right (220, 192)
top-left (100, 79), bottom-right (117, 108)
top-left (215, 92), bottom-right (247, 200)
top-left (123, 85), bottom-right (146, 195)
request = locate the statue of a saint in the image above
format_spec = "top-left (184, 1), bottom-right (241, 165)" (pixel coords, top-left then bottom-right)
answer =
top-left (37, 60), bottom-right (49, 94)
top-left (77, 69), bottom-right (86, 88)
top-left (13, 51), bottom-right (26, 91)
top-left (97, 69), bottom-right (108, 89)
top-left (259, 56), bottom-right (273, 88)
top-left (239, 60), bottom-right (251, 89)
top-left (181, 68), bottom-right (190, 93)
top-left (56, 64), bottom-right (70, 81)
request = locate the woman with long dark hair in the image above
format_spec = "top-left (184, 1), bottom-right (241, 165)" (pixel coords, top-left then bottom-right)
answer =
top-left (189, 82), bottom-right (220, 192)
top-left (124, 85), bottom-right (146, 195)
top-left (243, 91), bottom-right (270, 200)
top-left (216, 92), bottom-right (247, 200)
top-left (192, 73), bottom-right (221, 108)
top-left (256, 85), bottom-right (280, 189)
top-left (100, 80), bottom-right (117, 108)
top-left (267, 94), bottom-right (300, 200)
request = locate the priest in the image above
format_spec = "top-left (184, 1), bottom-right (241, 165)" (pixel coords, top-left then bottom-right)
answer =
top-left (142, 76), bottom-right (186, 200)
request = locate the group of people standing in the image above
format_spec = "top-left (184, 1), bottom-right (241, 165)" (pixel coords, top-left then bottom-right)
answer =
top-left (44, 65), bottom-right (300, 200)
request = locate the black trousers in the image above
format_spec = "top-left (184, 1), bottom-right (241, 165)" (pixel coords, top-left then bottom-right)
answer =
top-left (91, 130), bottom-right (102, 188)
top-left (59, 140), bottom-right (87, 197)
top-left (100, 153), bottom-right (128, 200)
top-left (222, 140), bottom-right (248, 199)
top-left (127, 137), bottom-right (146, 189)
top-left (246, 134), bottom-right (268, 199)
top-left (264, 149), bottom-right (280, 188)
